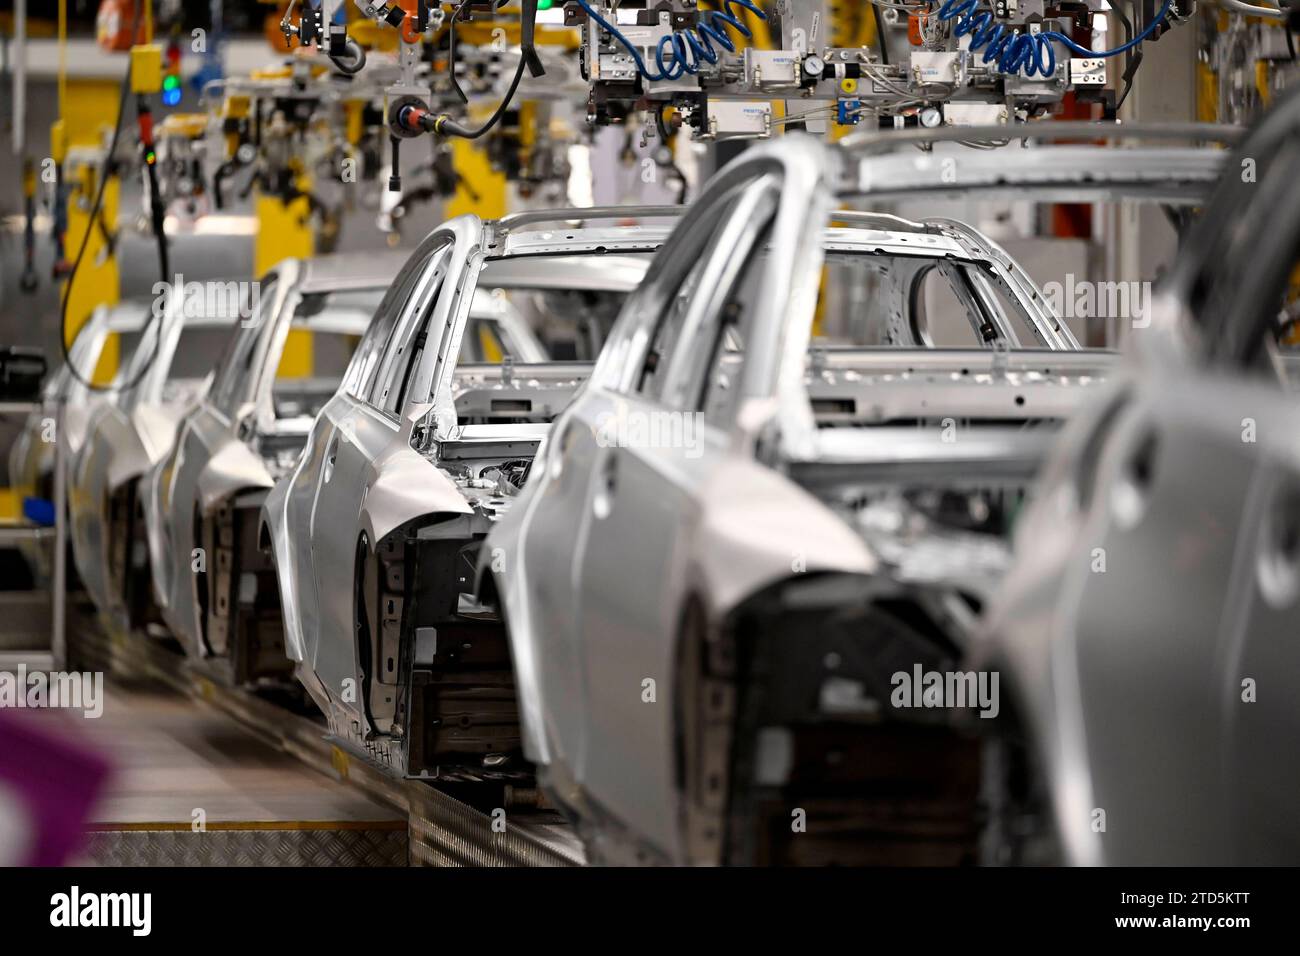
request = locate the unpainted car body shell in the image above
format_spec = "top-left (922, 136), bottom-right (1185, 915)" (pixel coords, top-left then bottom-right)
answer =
top-left (140, 254), bottom-right (407, 655)
top-left (69, 296), bottom-right (232, 618)
top-left (9, 302), bottom-right (156, 494)
top-left (973, 91), bottom-right (1300, 865)
top-left (975, 313), bottom-right (1300, 864)
top-left (262, 215), bottom-right (662, 746)
top-left (474, 135), bottom-right (1177, 863)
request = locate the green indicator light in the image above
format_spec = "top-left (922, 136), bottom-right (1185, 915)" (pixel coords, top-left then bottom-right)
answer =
top-left (162, 73), bottom-right (182, 106)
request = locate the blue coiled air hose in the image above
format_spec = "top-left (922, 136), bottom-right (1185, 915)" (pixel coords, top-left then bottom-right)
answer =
top-left (928, 0), bottom-right (1174, 79)
top-left (574, 0), bottom-right (768, 81)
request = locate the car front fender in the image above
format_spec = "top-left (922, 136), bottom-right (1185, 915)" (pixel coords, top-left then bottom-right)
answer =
top-left (196, 438), bottom-right (274, 518)
top-left (261, 474), bottom-right (306, 664)
top-left (358, 447), bottom-right (472, 550)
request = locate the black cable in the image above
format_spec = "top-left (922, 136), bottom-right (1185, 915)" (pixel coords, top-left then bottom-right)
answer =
top-left (666, 161), bottom-right (688, 204)
top-left (59, 38), bottom-right (167, 392)
top-left (1112, 1), bottom-right (1137, 112)
top-left (448, 0), bottom-right (473, 104)
top-left (447, 0), bottom-right (517, 103)
top-left (95, 185), bottom-right (118, 255)
top-left (1112, 2), bottom-right (1133, 47)
top-left (432, 53), bottom-right (528, 139)
top-left (329, 37), bottom-right (367, 75)
top-left (141, 123), bottom-right (170, 280)
top-left (1287, 26), bottom-right (1297, 62)
top-left (59, 60), bottom-right (146, 391)
top-left (655, 105), bottom-right (688, 204)
top-left (212, 159), bottom-right (239, 209)
top-left (873, 3), bottom-right (890, 66)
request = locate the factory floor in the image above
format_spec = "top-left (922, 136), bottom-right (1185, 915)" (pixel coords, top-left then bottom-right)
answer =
top-left (17, 677), bottom-right (407, 866)
top-left (3, 569), bottom-right (578, 868)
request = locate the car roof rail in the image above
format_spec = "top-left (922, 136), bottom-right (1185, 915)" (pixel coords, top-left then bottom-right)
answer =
top-left (489, 205), bottom-right (686, 236)
top-left (838, 121), bottom-right (1245, 154)
top-left (828, 210), bottom-right (937, 234)
top-left (495, 204), bottom-right (938, 243)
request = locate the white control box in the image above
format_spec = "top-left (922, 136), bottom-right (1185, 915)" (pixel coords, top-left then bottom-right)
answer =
top-left (705, 100), bottom-right (773, 138)
top-left (910, 51), bottom-right (962, 85)
top-left (943, 103), bottom-right (1009, 127)
top-left (745, 49), bottom-right (802, 87)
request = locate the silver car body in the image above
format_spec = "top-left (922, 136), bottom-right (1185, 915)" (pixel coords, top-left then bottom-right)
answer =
top-left (140, 253), bottom-right (407, 665)
top-left (140, 248), bottom-right (546, 677)
top-left (68, 293), bottom-right (235, 620)
top-left (8, 300), bottom-right (151, 506)
top-left (974, 100), bottom-right (1300, 865)
top-left (475, 136), bottom-right (1225, 864)
top-left (262, 215), bottom-right (663, 774)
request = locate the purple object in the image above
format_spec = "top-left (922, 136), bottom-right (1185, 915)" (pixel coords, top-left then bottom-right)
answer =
top-left (0, 709), bottom-right (112, 865)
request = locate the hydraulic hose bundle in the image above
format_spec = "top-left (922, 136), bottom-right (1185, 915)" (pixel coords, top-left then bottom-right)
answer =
top-left (575, 0), bottom-right (768, 81)
top-left (927, 0), bottom-right (1174, 79)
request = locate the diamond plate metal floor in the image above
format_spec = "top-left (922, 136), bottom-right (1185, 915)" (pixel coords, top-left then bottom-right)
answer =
top-left (82, 826), bottom-right (407, 866)
top-left (36, 684), bottom-right (408, 866)
top-left (48, 608), bottom-right (582, 867)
